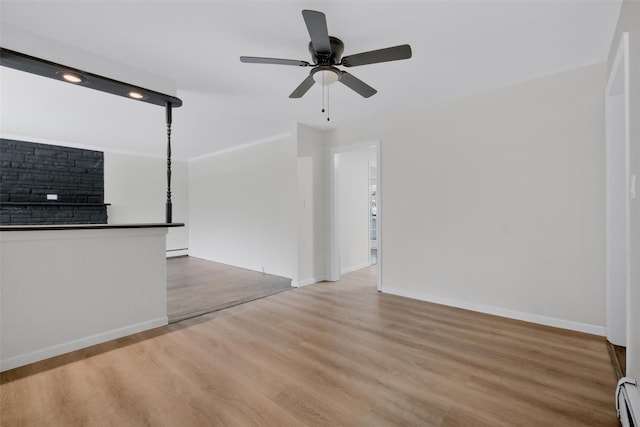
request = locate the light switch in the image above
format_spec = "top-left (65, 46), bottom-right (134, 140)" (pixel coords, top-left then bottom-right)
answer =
top-left (46, 194), bottom-right (58, 201)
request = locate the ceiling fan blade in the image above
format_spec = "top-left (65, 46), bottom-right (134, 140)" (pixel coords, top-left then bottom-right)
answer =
top-left (289, 75), bottom-right (316, 98)
top-left (302, 10), bottom-right (331, 55)
top-left (339, 71), bottom-right (377, 98)
top-left (240, 56), bottom-right (311, 67)
top-left (341, 44), bottom-right (412, 67)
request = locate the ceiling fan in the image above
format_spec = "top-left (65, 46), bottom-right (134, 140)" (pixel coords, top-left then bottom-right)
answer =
top-left (240, 10), bottom-right (412, 99)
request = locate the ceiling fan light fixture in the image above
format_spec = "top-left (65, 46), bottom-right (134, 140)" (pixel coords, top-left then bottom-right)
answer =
top-left (313, 68), bottom-right (340, 85)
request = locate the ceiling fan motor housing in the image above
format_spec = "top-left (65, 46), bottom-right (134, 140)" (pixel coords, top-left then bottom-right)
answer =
top-left (309, 36), bottom-right (344, 65)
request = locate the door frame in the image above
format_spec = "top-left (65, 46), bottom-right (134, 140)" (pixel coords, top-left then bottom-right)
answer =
top-left (605, 32), bottom-right (630, 346)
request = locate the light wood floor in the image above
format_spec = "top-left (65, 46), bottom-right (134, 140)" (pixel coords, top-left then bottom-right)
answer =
top-left (167, 256), bottom-right (292, 323)
top-left (1, 266), bottom-right (618, 426)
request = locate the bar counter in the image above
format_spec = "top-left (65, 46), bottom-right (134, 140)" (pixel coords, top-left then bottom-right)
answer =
top-left (0, 223), bottom-right (184, 371)
top-left (0, 222), bottom-right (184, 231)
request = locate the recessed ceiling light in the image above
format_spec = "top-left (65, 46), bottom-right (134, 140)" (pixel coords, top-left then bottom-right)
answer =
top-left (60, 72), bottom-right (83, 83)
top-left (128, 91), bottom-right (145, 99)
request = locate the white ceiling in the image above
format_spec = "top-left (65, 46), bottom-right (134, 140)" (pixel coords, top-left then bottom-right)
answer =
top-left (0, 0), bottom-right (622, 160)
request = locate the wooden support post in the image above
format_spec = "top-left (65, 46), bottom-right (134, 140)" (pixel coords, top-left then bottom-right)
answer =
top-left (165, 102), bottom-right (172, 223)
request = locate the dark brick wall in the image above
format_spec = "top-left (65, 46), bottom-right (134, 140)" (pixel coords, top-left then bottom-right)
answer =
top-left (0, 139), bottom-right (108, 225)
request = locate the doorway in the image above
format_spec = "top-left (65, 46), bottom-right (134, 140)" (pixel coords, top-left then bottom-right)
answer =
top-left (330, 141), bottom-right (382, 291)
top-left (369, 162), bottom-right (378, 266)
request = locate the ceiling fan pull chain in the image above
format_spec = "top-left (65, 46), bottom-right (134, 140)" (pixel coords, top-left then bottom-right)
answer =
top-left (321, 72), bottom-right (325, 113)
top-left (327, 84), bottom-right (330, 122)
top-left (327, 86), bottom-right (331, 121)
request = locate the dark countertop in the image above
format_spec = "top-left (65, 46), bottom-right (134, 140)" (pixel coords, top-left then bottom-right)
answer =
top-left (0, 223), bottom-right (185, 231)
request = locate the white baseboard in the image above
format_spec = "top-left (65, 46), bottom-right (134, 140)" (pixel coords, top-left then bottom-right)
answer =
top-left (382, 287), bottom-right (606, 336)
top-left (340, 262), bottom-right (371, 275)
top-left (294, 276), bottom-right (329, 288)
top-left (166, 249), bottom-right (188, 258)
top-left (0, 316), bottom-right (168, 372)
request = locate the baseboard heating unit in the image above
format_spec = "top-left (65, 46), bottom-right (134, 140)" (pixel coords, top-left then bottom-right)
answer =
top-left (617, 378), bottom-right (639, 427)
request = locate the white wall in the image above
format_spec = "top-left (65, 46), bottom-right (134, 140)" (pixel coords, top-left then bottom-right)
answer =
top-left (608, 0), bottom-right (640, 378)
top-left (337, 147), bottom-right (376, 274)
top-left (104, 152), bottom-right (189, 253)
top-left (1, 227), bottom-right (168, 371)
top-left (328, 62), bottom-right (607, 333)
top-left (188, 134), bottom-right (297, 278)
top-left (296, 124), bottom-right (327, 286)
